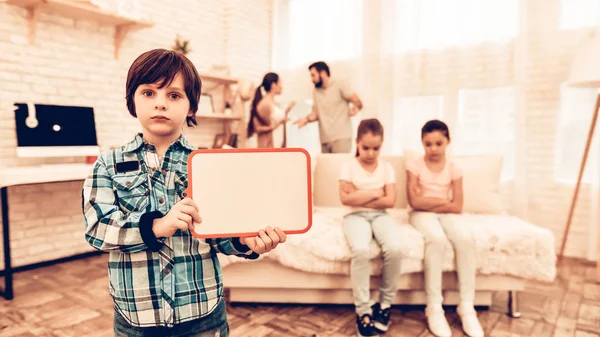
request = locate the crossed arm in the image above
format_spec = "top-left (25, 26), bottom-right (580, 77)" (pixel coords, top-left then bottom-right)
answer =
top-left (406, 171), bottom-right (463, 214)
top-left (339, 180), bottom-right (396, 210)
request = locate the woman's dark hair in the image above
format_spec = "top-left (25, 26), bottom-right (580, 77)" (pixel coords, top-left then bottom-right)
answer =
top-left (355, 118), bottom-right (384, 157)
top-left (421, 119), bottom-right (450, 140)
top-left (247, 72), bottom-right (279, 138)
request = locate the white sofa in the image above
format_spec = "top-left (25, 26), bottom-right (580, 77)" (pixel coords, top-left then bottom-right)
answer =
top-left (218, 154), bottom-right (557, 317)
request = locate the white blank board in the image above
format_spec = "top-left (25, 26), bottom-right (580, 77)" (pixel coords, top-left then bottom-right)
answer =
top-left (187, 148), bottom-right (312, 238)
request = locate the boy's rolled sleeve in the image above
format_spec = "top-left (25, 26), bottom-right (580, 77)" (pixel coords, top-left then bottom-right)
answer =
top-left (206, 237), bottom-right (259, 259)
top-left (82, 156), bottom-right (163, 253)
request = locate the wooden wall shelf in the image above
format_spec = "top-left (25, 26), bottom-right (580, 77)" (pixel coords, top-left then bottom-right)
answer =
top-left (198, 73), bottom-right (249, 148)
top-left (7, 0), bottom-right (154, 59)
top-left (197, 72), bottom-right (239, 85)
top-left (197, 113), bottom-right (243, 120)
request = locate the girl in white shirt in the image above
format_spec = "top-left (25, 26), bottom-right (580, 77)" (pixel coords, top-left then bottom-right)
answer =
top-left (338, 118), bottom-right (405, 337)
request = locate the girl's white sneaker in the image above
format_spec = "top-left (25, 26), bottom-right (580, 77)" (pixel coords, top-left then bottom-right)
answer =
top-left (457, 303), bottom-right (484, 337)
top-left (425, 305), bottom-right (452, 337)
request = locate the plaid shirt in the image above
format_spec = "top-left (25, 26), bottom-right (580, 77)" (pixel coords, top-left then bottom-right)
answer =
top-left (82, 133), bottom-right (257, 328)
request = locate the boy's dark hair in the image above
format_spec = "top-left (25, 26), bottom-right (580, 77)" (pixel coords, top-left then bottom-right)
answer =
top-left (421, 119), bottom-right (450, 140)
top-left (308, 61), bottom-right (330, 77)
top-left (126, 49), bottom-right (202, 127)
top-left (355, 118), bottom-right (384, 157)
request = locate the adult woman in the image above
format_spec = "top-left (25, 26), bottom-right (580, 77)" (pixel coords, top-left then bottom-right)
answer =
top-left (247, 72), bottom-right (295, 148)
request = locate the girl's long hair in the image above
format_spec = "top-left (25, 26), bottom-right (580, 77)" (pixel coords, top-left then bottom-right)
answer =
top-left (247, 72), bottom-right (279, 138)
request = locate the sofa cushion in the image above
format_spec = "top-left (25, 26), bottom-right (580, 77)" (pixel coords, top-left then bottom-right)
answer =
top-left (404, 151), bottom-right (505, 214)
top-left (220, 207), bottom-right (557, 283)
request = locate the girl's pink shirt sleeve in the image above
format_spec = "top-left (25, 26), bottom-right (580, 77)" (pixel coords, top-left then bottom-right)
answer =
top-left (406, 158), bottom-right (421, 175)
top-left (450, 161), bottom-right (463, 180)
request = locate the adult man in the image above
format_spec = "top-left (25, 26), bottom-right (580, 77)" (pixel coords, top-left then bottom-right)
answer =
top-left (293, 61), bottom-right (363, 153)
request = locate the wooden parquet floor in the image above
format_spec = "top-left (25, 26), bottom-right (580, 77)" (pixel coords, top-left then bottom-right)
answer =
top-left (0, 254), bottom-right (599, 337)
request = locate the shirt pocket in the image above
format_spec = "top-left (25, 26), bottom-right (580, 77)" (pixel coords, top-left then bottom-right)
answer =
top-left (173, 170), bottom-right (189, 202)
top-left (112, 172), bottom-right (150, 213)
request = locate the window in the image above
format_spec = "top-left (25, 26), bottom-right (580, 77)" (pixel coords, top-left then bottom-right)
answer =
top-left (390, 95), bottom-right (445, 155)
top-left (394, 0), bottom-right (518, 52)
top-left (454, 87), bottom-right (516, 181)
top-left (274, 0), bottom-right (363, 68)
top-left (559, 0), bottom-right (600, 30)
top-left (555, 84), bottom-right (600, 184)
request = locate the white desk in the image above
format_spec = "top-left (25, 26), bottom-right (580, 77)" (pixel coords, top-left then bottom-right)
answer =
top-left (0, 163), bottom-right (93, 188)
top-left (0, 163), bottom-right (94, 300)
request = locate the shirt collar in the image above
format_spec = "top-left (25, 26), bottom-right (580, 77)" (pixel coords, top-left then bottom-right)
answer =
top-left (123, 133), bottom-right (196, 153)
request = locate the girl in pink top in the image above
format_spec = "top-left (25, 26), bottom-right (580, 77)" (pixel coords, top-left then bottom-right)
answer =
top-left (406, 120), bottom-right (483, 337)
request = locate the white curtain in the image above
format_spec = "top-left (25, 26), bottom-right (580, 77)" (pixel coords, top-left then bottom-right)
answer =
top-left (273, 0), bottom-right (600, 261)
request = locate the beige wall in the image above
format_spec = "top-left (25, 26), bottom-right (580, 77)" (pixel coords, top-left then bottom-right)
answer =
top-left (0, 0), bottom-right (273, 269)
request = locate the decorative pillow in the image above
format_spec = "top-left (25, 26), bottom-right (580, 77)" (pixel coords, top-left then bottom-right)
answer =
top-left (404, 150), bottom-right (504, 214)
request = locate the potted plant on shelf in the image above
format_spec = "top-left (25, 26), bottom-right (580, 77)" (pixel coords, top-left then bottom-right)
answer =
top-left (172, 35), bottom-right (190, 55)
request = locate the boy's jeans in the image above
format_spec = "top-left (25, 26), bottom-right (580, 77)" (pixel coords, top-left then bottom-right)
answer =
top-left (114, 297), bottom-right (229, 337)
top-left (342, 210), bottom-right (405, 315)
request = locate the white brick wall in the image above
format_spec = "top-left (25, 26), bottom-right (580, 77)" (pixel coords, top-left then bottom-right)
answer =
top-left (225, 0), bottom-right (274, 80)
top-left (0, 0), bottom-right (273, 269)
top-left (522, 0), bottom-right (595, 259)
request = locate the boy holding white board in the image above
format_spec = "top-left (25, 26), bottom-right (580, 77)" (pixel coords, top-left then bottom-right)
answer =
top-left (82, 49), bottom-right (291, 337)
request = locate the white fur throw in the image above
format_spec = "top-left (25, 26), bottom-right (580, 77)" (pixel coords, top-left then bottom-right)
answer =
top-left (219, 207), bottom-right (557, 282)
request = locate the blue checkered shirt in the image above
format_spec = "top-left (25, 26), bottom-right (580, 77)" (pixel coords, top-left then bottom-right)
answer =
top-left (82, 133), bottom-right (256, 328)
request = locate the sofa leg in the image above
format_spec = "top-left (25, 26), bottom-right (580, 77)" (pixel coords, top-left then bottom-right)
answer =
top-left (507, 290), bottom-right (521, 318)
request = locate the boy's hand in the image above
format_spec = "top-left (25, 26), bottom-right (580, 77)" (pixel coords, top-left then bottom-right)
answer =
top-left (239, 227), bottom-right (287, 254)
top-left (152, 198), bottom-right (201, 238)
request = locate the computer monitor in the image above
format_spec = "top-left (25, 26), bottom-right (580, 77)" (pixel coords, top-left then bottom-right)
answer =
top-left (14, 102), bottom-right (100, 158)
